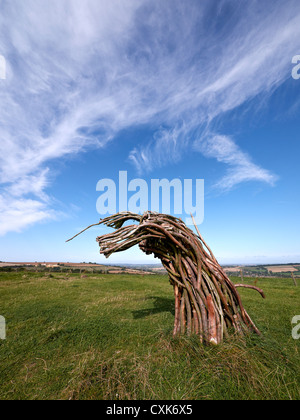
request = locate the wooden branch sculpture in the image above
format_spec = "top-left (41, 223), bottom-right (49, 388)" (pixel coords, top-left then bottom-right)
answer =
top-left (67, 211), bottom-right (265, 344)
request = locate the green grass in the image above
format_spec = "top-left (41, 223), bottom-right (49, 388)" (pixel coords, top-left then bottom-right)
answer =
top-left (0, 272), bottom-right (299, 400)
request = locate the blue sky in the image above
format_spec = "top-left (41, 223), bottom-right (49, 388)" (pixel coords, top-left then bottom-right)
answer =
top-left (0, 0), bottom-right (300, 265)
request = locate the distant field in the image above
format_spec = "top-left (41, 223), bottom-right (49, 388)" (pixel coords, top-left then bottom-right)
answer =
top-left (267, 265), bottom-right (299, 273)
top-left (223, 267), bottom-right (242, 272)
top-left (0, 262), bottom-right (155, 275)
top-left (224, 264), bottom-right (300, 277)
top-left (0, 272), bottom-right (299, 400)
top-left (2, 262), bottom-right (300, 278)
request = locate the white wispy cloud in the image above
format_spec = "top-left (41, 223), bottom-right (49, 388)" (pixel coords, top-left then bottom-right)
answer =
top-left (0, 194), bottom-right (57, 236)
top-left (0, 0), bottom-right (300, 234)
top-left (0, 0), bottom-right (143, 234)
top-left (127, 1), bottom-right (300, 180)
top-left (193, 134), bottom-right (277, 191)
top-left (129, 122), bottom-right (191, 174)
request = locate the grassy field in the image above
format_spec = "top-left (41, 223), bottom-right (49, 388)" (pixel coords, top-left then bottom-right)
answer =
top-left (0, 271), bottom-right (299, 400)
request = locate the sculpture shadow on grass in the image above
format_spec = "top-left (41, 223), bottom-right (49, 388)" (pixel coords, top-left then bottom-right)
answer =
top-left (132, 296), bottom-right (174, 319)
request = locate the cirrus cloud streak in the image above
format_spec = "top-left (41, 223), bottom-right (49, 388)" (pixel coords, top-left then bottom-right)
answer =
top-left (1, 0), bottom-right (300, 234)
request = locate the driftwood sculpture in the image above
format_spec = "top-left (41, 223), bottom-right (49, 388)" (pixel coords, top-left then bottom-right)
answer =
top-left (67, 211), bottom-right (265, 345)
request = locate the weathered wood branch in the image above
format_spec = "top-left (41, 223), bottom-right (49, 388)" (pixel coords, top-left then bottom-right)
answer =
top-left (235, 284), bottom-right (266, 299)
